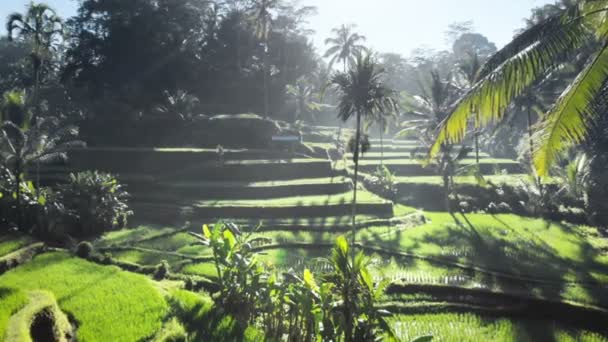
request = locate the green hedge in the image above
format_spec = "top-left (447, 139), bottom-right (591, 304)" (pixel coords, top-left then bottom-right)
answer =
top-left (130, 202), bottom-right (394, 224)
top-left (79, 114), bottom-right (281, 148)
top-left (129, 180), bottom-right (352, 200)
top-left (360, 162), bottom-right (523, 176)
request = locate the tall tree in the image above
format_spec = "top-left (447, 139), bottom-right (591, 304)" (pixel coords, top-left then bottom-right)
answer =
top-left (6, 2), bottom-right (63, 122)
top-left (429, 0), bottom-right (608, 177)
top-left (328, 54), bottom-right (397, 249)
top-left (250, 0), bottom-right (282, 118)
top-left (324, 24), bottom-right (366, 72)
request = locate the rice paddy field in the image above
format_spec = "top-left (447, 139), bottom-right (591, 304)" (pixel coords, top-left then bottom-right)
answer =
top-left (1, 133), bottom-right (607, 340)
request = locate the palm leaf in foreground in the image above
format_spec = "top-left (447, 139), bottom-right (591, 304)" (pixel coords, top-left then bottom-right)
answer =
top-left (429, 6), bottom-right (588, 161)
top-left (533, 42), bottom-right (608, 175)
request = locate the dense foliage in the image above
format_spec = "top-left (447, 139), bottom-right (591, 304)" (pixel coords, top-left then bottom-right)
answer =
top-left (58, 171), bottom-right (132, 237)
top-left (189, 222), bottom-right (398, 341)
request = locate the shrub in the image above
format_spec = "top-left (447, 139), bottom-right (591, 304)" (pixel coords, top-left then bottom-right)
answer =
top-left (364, 165), bottom-right (397, 201)
top-left (154, 260), bottom-right (170, 280)
top-left (0, 167), bottom-right (67, 240)
top-left (58, 171), bottom-right (133, 237)
top-left (75, 241), bottom-right (94, 259)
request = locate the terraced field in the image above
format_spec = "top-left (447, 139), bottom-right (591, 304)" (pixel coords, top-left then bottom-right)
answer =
top-left (3, 131), bottom-right (607, 339)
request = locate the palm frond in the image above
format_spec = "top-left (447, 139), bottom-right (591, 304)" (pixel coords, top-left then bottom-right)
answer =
top-left (6, 13), bottom-right (26, 41)
top-left (533, 42), bottom-right (608, 176)
top-left (478, 4), bottom-right (584, 79)
top-left (430, 9), bottom-right (588, 158)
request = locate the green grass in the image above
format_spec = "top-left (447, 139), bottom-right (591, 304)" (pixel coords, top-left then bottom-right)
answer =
top-left (161, 176), bottom-right (350, 188)
top-left (0, 288), bottom-right (28, 340)
top-left (111, 249), bottom-right (185, 266)
top-left (356, 212), bottom-right (608, 306)
top-left (194, 190), bottom-right (388, 207)
top-left (358, 212), bottom-right (608, 283)
top-left (0, 252), bottom-right (168, 341)
top-left (353, 151), bottom-right (492, 159)
top-left (390, 313), bottom-right (608, 342)
top-left (394, 175), bottom-right (531, 185)
top-left (0, 235), bottom-right (35, 257)
top-left (5, 290), bottom-right (72, 342)
top-left (96, 225), bottom-right (180, 248)
top-left (356, 158), bottom-right (519, 166)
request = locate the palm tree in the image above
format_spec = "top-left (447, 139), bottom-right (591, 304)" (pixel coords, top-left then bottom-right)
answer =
top-left (0, 115), bottom-right (82, 230)
top-left (456, 52), bottom-right (482, 163)
top-left (7, 2), bottom-right (63, 122)
top-left (324, 24), bottom-right (366, 72)
top-left (367, 108), bottom-right (396, 168)
top-left (429, 1), bottom-right (608, 177)
top-left (286, 76), bottom-right (329, 123)
top-left (328, 54), bottom-right (397, 248)
top-left (396, 71), bottom-right (464, 213)
top-left (396, 70), bottom-right (460, 147)
top-left (250, 0), bottom-right (282, 118)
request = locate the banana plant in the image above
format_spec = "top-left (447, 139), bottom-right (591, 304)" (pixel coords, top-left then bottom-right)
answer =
top-left (189, 222), bottom-right (270, 324)
top-left (324, 236), bottom-right (399, 342)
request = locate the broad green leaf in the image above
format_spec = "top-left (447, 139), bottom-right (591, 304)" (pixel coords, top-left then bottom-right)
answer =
top-left (411, 335), bottom-right (434, 342)
top-left (430, 9), bottom-right (587, 159)
top-left (223, 229), bottom-right (236, 249)
top-left (303, 269), bottom-right (319, 292)
top-left (38, 195), bottom-right (46, 206)
top-left (534, 43), bottom-right (608, 176)
top-left (202, 224), bottom-right (211, 239)
top-left (335, 236), bottom-right (349, 255)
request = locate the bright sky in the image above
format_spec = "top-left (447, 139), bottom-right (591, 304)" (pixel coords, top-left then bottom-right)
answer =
top-left (1, 0), bottom-right (555, 57)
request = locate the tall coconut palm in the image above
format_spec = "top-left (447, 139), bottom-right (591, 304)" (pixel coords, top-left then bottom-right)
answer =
top-left (7, 2), bottom-right (63, 122)
top-left (328, 54), bottom-right (397, 248)
top-left (429, 0), bottom-right (608, 177)
top-left (250, 0), bottom-right (282, 118)
top-left (367, 108), bottom-right (396, 168)
top-left (396, 70), bottom-right (460, 147)
top-left (324, 24), bottom-right (366, 72)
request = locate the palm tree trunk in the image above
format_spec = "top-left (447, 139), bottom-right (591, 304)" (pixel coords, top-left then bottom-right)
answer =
top-left (526, 101), bottom-right (534, 169)
top-left (443, 170), bottom-right (451, 214)
top-left (380, 126), bottom-right (384, 168)
top-left (351, 111), bottom-right (361, 250)
top-left (527, 98), bottom-right (543, 196)
top-left (475, 130), bottom-right (480, 165)
top-left (14, 158), bottom-right (22, 230)
top-left (263, 45), bottom-right (270, 119)
top-left (32, 56), bottom-right (42, 192)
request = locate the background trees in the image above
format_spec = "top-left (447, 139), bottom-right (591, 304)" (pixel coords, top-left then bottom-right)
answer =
top-left (61, 0), bottom-right (318, 121)
top-left (7, 2), bottom-right (63, 121)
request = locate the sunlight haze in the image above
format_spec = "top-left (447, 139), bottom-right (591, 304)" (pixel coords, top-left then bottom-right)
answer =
top-left (2, 0), bottom-right (555, 56)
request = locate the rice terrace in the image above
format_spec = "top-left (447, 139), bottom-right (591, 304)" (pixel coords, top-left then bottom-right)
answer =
top-left (1, 0), bottom-right (608, 341)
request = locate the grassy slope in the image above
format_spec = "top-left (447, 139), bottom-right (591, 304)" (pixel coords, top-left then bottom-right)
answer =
top-left (390, 313), bottom-right (607, 342)
top-left (0, 235), bottom-right (35, 257)
top-left (141, 211), bottom-right (608, 307)
top-left (394, 174), bottom-right (530, 185)
top-left (194, 190), bottom-right (388, 207)
top-left (0, 252), bottom-right (168, 342)
top-left (356, 158), bottom-right (519, 166)
top-left (161, 176), bottom-right (350, 188)
top-left (0, 288), bottom-right (28, 340)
